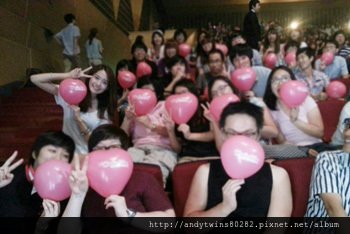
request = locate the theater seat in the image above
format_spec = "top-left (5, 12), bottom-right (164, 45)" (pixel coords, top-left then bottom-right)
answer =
top-left (172, 160), bottom-right (208, 216)
top-left (134, 163), bottom-right (163, 187)
top-left (273, 157), bottom-right (315, 217)
top-left (317, 98), bottom-right (346, 143)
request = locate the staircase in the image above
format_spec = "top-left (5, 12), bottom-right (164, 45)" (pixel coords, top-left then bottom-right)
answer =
top-left (0, 88), bottom-right (63, 162)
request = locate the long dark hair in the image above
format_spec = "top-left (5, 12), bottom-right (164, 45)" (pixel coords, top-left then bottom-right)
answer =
top-left (263, 65), bottom-right (296, 111)
top-left (263, 27), bottom-right (280, 54)
top-left (79, 64), bottom-right (117, 120)
top-left (88, 28), bottom-right (98, 45)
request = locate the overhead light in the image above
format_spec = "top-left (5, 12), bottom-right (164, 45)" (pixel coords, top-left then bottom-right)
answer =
top-left (290, 21), bottom-right (299, 30)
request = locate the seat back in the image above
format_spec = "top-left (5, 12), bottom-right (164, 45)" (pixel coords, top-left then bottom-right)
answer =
top-left (273, 157), bottom-right (315, 217)
top-left (317, 98), bottom-right (346, 143)
top-left (134, 163), bottom-right (163, 187)
top-left (172, 161), bottom-right (208, 216)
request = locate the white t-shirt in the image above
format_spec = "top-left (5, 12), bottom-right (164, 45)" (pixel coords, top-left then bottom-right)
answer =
top-left (85, 38), bottom-right (103, 59)
top-left (332, 101), bottom-right (350, 146)
top-left (55, 23), bottom-right (81, 56)
top-left (55, 94), bottom-right (110, 155)
top-left (271, 96), bottom-right (322, 146)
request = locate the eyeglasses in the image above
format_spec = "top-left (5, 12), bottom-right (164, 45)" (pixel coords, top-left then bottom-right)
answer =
top-left (212, 84), bottom-right (229, 97)
top-left (271, 75), bottom-right (290, 86)
top-left (222, 129), bottom-right (258, 138)
top-left (92, 144), bottom-right (122, 151)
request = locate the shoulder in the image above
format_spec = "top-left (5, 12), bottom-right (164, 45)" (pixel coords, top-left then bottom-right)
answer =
top-left (270, 164), bottom-right (290, 183)
top-left (303, 95), bottom-right (318, 109)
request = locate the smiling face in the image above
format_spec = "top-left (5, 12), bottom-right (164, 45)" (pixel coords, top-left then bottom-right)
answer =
top-left (33, 145), bottom-right (70, 169)
top-left (268, 32), bottom-right (277, 43)
top-left (89, 69), bottom-right (108, 95)
top-left (171, 62), bottom-right (186, 77)
top-left (133, 47), bottom-right (146, 62)
top-left (233, 55), bottom-right (251, 69)
top-left (153, 34), bottom-right (163, 46)
top-left (297, 52), bottom-right (313, 70)
top-left (270, 69), bottom-right (292, 97)
top-left (166, 47), bottom-right (177, 58)
top-left (208, 52), bottom-right (224, 75)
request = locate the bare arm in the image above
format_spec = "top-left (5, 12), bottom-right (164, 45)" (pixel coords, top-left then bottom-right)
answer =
top-left (292, 106), bottom-right (324, 138)
top-left (261, 106), bottom-right (279, 140)
top-left (320, 193), bottom-right (348, 217)
top-left (267, 165), bottom-right (293, 217)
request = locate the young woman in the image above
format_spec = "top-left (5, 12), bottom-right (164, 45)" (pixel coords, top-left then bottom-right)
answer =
top-left (263, 66), bottom-right (334, 153)
top-left (31, 65), bottom-right (117, 155)
top-left (85, 28), bottom-right (103, 66)
top-left (261, 27), bottom-right (284, 66)
top-left (196, 34), bottom-right (215, 75)
top-left (147, 30), bottom-right (165, 65)
top-left (0, 131), bottom-right (74, 218)
top-left (173, 28), bottom-right (188, 45)
top-left (165, 79), bottom-right (219, 163)
top-left (157, 39), bottom-right (179, 77)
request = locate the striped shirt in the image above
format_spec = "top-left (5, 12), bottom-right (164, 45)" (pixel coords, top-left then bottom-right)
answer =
top-left (305, 150), bottom-right (350, 217)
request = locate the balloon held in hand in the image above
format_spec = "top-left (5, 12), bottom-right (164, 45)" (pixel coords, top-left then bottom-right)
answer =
top-left (279, 80), bottom-right (308, 108)
top-left (59, 79), bottom-right (87, 105)
top-left (165, 93), bottom-right (198, 124)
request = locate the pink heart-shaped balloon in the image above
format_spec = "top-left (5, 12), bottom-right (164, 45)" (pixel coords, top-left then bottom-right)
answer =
top-left (285, 52), bottom-right (296, 66)
top-left (326, 81), bottom-right (347, 99)
top-left (209, 94), bottom-right (240, 122)
top-left (264, 53), bottom-right (278, 69)
top-left (220, 136), bottom-right (264, 179)
top-left (87, 149), bottom-right (134, 198)
top-left (118, 70), bottom-right (136, 89)
top-left (128, 89), bottom-right (157, 116)
top-left (215, 43), bottom-right (229, 56)
top-left (136, 62), bottom-right (152, 78)
top-left (34, 160), bottom-right (72, 201)
top-left (59, 78), bottom-right (87, 105)
top-left (321, 52), bottom-right (334, 66)
top-left (178, 43), bottom-right (192, 57)
top-left (231, 67), bottom-right (257, 92)
top-left (279, 80), bottom-right (309, 108)
top-left (165, 93), bottom-right (198, 124)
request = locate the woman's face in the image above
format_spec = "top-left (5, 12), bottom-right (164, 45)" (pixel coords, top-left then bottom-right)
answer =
top-left (89, 70), bottom-right (108, 94)
top-left (176, 33), bottom-right (185, 44)
top-left (171, 62), bottom-right (186, 77)
top-left (270, 69), bottom-right (292, 97)
top-left (153, 34), bottom-right (163, 46)
top-left (202, 42), bottom-right (213, 53)
top-left (33, 145), bottom-right (70, 169)
top-left (268, 32), bottom-right (277, 43)
top-left (174, 86), bottom-right (190, 95)
top-left (166, 47), bottom-right (177, 58)
top-left (211, 80), bottom-right (233, 99)
top-left (133, 48), bottom-right (146, 62)
top-left (290, 30), bottom-right (300, 41)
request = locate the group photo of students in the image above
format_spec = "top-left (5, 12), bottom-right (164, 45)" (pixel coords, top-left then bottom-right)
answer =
top-left (1, 0), bottom-right (350, 233)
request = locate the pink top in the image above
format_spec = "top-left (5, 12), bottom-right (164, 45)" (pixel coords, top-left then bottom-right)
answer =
top-left (271, 96), bottom-right (322, 146)
top-left (132, 101), bottom-right (171, 149)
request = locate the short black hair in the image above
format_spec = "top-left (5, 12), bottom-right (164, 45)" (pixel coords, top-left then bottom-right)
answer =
top-left (29, 131), bottom-right (75, 166)
top-left (208, 49), bottom-right (225, 63)
top-left (172, 79), bottom-right (199, 97)
top-left (116, 59), bottom-right (131, 72)
top-left (137, 75), bottom-right (164, 101)
top-left (131, 35), bottom-right (148, 54)
top-left (324, 39), bottom-right (339, 49)
top-left (296, 47), bottom-right (315, 58)
top-left (207, 76), bottom-right (237, 101)
top-left (219, 101), bottom-right (263, 133)
top-left (333, 30), bottom-right (347, 41)
top-left (166, 55), bottom-right (187, 71)
top-left (64, 13), bottom-right (76, 24)
top-left (263, 66), bottom-right (296, 111)
top-left (173, 28), bottom-right (188, 42)
top-left (88, 124), bottom-right (130, 152)
top-left (249, 0), bottom-right (260, 10)
top-left (229, 44), bottom-right (253, 64)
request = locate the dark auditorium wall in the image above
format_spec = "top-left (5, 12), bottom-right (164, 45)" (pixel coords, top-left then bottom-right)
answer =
top-left (0, 0), bottom-right (130, 86)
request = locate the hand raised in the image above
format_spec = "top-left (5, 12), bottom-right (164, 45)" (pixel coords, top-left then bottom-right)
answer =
top-left (0, 151), bottom-right (23, 188)
top-left (68, 66), bottom-right (94, 79)
top-left (69, 156), bottom-right (89, 198)
top-left (41, 199), bottom-right (60, 218)
top-left (104, 195), bottom-right (128, 217)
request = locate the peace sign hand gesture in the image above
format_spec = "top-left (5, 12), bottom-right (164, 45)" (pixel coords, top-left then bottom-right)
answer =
top-left (68, 66), bottom-right (94, 79)
top-left (0, 151), bottom-right (23, 188)
top-left (69, 156), bottom-right (89, 198)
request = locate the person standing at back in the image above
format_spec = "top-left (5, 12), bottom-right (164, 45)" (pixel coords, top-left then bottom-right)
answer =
top-left (243, 0), bottom-right (261, 51)
top-left (85, 28), bottom-right (103, 66)
top-left (55, 13), bottom-right (81, 72)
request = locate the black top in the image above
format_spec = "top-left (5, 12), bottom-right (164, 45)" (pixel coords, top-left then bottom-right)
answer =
top-left (243, 11), bottom-right (261, 50)
top-left (206, 160), bottom-right (272, 217)
top-left (0, 165), bottom-right (42, 217)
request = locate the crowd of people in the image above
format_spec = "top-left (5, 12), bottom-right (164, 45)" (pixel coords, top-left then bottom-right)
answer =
top-left (1, 0), bottom-right (350, 232)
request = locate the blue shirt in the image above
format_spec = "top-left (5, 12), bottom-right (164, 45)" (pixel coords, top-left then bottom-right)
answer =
top-left (295, 69), bottom-right (329, 96)
top-left (315, 55), bottom-right (349, 80)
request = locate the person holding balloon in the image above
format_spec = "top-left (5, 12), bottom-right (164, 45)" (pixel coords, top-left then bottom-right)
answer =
top-left (263, 66), bottom-right (336, 153)
top-left (121, 76), bottom-right (177, 186)
top-left (31, 65), bottom-right (117, 155)
top-left (0, 131), bottom-right (74, 220)
top-left (61, 124), bottom-right (174, 232)
top-left (294, 47), bottom-right (329, 101)
top-left (157, 39), bottom-right (179, 78)
top-left (315, 40), bottom-right (349, 80)
top-left (196, 34), bottom-right (215, 76)
top-left (165, 79), bottom-right (219, 163)
top-left (260, 27), bottom-right (284, 68)
top-left (184, 101), bottom-right (292, 218)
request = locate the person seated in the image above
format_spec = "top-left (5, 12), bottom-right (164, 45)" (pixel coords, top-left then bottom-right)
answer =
top-left (315, 40), bottom-right (349, 80)
top-left (294, 47), bottom-right (329, 102)
top-left (229, 32), bottom-right (262, 66)
top-left (121, 76), bottom-right (177, 185)
top-left (184, 101), bottom-right (292, 218)
top-left (331, 101), bottom-right (350, 147)
top-left (260, 27), bottom-right (284, 66)
top-left (61, 124), bottom-right (175, 231)
top-left (305, 124), bottom-right (350, 217)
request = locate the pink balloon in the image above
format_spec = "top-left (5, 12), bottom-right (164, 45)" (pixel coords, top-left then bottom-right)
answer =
top-left (285, 52), bottom-right (296, 66)
top-left (136, 62), bottom-right (152, 78)
top-left (59, 79), bottom-right (87, 105)
top-left (87, 149), bottom-right (133, 198)
top-left (178, 43), bottom-right (192, 57)
top-left (128, 89), bottom-right (157, 116)
top-left (279, 80), bottom-right (309, 108)
top-left (209, 94), bottom-right (240, 122)
top-left (118, 71), bottom-right (136, 89)
top-left (264, 53), bottom-right (278, 69)
top-left (321, 52), bottom-right (335, 66)
top-left (220, 136), bottom-right (264, 179)
top-left (326, 81), bottom-right (347, 99)
top-left (34, 160), bottom-right (72, 201)
top-left (165, 93), bottom-right (198, 124)
top-left (215, 43), bottom-right (229, 56)
top-left (231, 67), bottom-right (257, 92)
